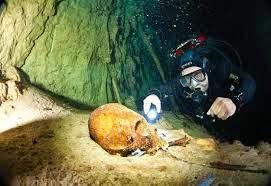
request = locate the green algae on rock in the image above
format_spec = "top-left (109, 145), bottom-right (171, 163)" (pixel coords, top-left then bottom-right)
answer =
top-left (0, 0), bottom-right (167, 108)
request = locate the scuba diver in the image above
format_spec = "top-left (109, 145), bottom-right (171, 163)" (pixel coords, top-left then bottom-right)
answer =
top-left (143, 35), bottom-right (256, 136)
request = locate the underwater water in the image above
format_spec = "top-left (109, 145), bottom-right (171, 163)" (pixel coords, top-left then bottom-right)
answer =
top-left (0, 0), bottom-right (270, 145)
top-left (136, 0), bottom-right (271, 145)
top-left (143, 0), bottom-right (271, 145)
top-left (0, 0), bottom-right (271, 185)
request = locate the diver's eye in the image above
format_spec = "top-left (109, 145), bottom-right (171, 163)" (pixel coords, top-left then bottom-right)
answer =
top-left (192, 70), bottom-right (205, 81)
top-left (180, 75), bottom-right (191, 87)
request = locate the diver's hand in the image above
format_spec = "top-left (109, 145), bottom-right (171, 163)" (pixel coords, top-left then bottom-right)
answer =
top-left (143, 94), bottom-right (161, 114)
top-left (207, 97), bottom-right (236, 120)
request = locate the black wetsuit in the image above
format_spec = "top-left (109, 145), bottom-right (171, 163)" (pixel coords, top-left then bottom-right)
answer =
top-left (147, 41), bottom-right (256, 136)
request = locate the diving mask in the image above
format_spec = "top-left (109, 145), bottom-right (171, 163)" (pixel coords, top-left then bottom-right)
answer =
top-left (180, 69), bottom-right (208, 92)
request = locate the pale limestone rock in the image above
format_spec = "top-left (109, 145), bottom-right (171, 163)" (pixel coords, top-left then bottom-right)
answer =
top-left (2, 65), bottom-right (21, 82)
top-left (0, 65), bottom-right (23, 104)
top-left (5, 80), bottom-right (21, 101)
top-left (0, 82), bottom-right (7, 103)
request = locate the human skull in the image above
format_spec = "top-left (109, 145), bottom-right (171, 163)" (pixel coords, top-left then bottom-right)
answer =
top-left (88, 103), bottom-right (168, 156)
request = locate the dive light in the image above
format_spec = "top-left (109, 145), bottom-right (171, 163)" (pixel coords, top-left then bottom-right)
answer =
top-left (145, 103), bottom-right (160, 124)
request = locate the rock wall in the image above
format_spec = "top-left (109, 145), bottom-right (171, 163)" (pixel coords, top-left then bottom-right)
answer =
top-left (0, 0), bottom-right (166, 108)
top-left (0, 65), bottom-right (23, 105)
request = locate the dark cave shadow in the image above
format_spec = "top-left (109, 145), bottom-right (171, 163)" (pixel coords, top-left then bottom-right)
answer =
top-left (18, 68), bottom-right (97, 111)
top-left (0, 117), bottom-right (72, 184)
top-left (33, 84), bottom-right (95, 110)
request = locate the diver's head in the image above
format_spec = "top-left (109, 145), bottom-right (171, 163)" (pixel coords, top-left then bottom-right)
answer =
top-left (180, 66), bottom-right (209, 92)
top-left (178, 49), bottom-right (209, 92)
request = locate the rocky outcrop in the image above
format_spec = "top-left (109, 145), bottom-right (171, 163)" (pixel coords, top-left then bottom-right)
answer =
top-left (0, 0), bottom-right (166, 108)
top-left (0, 65), bottom-right (23, 105)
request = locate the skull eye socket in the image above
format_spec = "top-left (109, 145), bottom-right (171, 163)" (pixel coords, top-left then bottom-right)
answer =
top-left (130, 136), bottom-right (134, 142)
top-left (135, 120), bottom-right (142, 131)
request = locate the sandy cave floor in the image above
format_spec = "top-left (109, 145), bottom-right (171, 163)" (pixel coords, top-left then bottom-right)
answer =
top-left (0, 86), bottom-right (270, 185)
